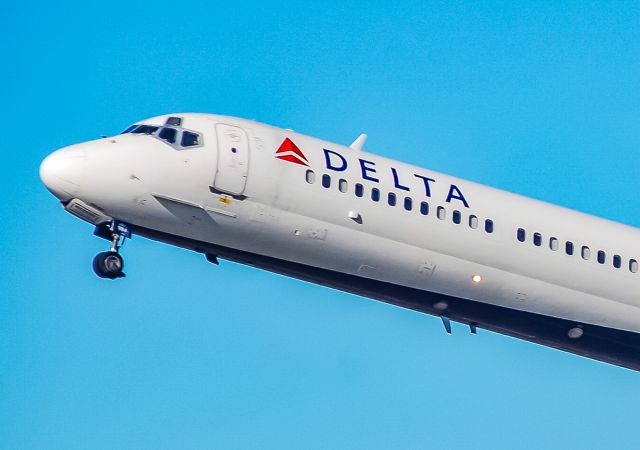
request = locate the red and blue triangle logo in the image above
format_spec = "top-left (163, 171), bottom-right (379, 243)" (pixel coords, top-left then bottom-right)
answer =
top-left (275, 138), bottom-right (309, 166)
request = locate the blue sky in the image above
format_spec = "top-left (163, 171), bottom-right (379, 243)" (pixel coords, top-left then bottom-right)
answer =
top-left (2, 1), bottom-right (640, 448)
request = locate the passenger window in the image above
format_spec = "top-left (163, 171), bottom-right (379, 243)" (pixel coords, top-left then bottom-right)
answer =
top-left (533, 232), bottom-right (542, 246)
top-left (485, 219), bottom-right (494, 233)
top-left (355, 183), bottom-right (364, 197)
top-left (452, 210), bottom-right (461, 224)
top-left (388, 192), bottom-right (397, 206)
top-left (437, 206), bottom-right (446, 220)
top-left (630, 259), bottom-right (638, 273)
top-left (549, 237), bottom-right (559, 251)
top-left (371, 188), bottom-right (380, 202)
top-left (517, 228), bottom-right (526, 242)
top-left (469, 215), bottom-right (478, 229)
top-left (404, 197), bottom-right (412, 211)
top-left (338, 179), bottom-right (348, 193)
top-left (305, 170), bottom-right (315, 184)
top-left (581, 246), bottom-right (591, 260)
top-left (322, 174), bottom-right (331, 188)
top-left (420, 202), bottom-right (429, 216)
top-left (158, 127), bottom-right (177, 143)
top-left (597, 250), bottom-right (606, 264)
top-left (613, 254), bottom-right (622, 269)
top-left (566, 241), bottom-right (574, 255)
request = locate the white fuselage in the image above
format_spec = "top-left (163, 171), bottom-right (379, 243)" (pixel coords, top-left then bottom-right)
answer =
top-left (40, 113), bottom-right (640, 369)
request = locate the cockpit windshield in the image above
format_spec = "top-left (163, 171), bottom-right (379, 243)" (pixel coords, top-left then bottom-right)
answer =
top-left (132, 125), bottom-right (159, 134)
top-left (120, 119), bottom-right (202, 149)
top-left (158, 127), bottom-right (177, 143)
top-left (121, 124), bottom-right (160, 134)
top-left (120, 125), bottom-right (137, 134)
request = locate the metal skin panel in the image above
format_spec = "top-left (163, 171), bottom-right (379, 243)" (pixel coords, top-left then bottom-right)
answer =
top-left (40, 112), bottom-right (640, 370)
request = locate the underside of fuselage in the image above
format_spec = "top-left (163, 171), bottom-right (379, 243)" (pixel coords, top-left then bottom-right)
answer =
top-left (132, 224), bottom-right (640, 372)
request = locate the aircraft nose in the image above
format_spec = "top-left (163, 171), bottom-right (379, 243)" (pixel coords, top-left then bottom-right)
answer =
top-left (39, 147), bottom-right (86, 201)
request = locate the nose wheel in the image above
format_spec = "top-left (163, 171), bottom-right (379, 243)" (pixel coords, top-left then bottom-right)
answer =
top-left (92, 221), bottom-right (129, 279)
top-left (93, 251), bottom-right (125, 279)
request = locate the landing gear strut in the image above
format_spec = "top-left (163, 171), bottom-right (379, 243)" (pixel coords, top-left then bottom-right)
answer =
top-left (92, 221), bottom-right (129, 279)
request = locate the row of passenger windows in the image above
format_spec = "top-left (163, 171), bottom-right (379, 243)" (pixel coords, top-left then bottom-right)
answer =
top-left (306, 170), bottom-right (494, 233)
top-left (516, 228), bottom-right (639, 273)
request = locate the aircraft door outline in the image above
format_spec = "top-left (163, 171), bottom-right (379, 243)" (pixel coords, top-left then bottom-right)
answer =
top-left (213, 124), bottom-right (249, 196)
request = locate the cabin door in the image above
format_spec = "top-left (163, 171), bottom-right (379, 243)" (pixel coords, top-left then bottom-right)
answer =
top-left (213, 124), bottom-right (249, 195)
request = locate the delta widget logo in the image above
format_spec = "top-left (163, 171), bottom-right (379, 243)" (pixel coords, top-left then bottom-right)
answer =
top-left (275, 138), bottom-right (309, 166)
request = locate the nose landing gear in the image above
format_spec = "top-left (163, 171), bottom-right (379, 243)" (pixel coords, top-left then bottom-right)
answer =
top-left (92, 221), bottom-right (129, 279)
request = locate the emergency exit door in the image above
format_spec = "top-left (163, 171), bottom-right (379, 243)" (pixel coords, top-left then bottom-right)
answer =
top-left (213, 124), bottom-right (249, 195)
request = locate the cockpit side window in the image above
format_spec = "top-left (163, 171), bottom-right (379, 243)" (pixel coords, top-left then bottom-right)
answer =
top-left (158, 127), bottom-right (177, 144)
top-left (181, 131), bottom-right (200, 147)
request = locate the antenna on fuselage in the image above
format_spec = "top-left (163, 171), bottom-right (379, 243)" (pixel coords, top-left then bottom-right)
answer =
top-left (350, 133), bottom-right (367, 151)
top-left (441, 317), bottom-right (452, 335)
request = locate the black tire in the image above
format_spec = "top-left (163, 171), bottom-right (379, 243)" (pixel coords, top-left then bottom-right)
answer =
top-left (92, 251), bottom-right (125, 279)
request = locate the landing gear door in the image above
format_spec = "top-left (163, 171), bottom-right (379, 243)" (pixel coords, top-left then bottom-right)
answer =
top-left (213, 124), bottom-right (249, 196)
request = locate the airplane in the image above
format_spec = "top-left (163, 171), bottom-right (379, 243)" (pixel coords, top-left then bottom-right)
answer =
top-left (39, 113), bottom-right (640, 371)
